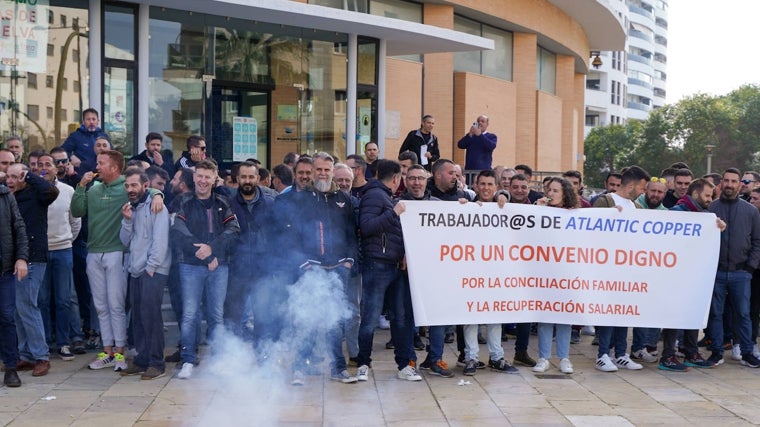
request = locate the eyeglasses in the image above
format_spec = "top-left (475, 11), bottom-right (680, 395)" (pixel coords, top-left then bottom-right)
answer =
top-left (650, 177), bottom-right (667, 184)
top-left (54, 158), bottom-right (69, 165)
top-left (406, 176), bottom-right (426, 182)
top-left (742, 179), bottom-right (755, 185)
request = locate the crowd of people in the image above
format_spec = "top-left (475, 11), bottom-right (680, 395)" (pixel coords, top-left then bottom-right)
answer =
top-left (1, 110), bottom-right (759, 389)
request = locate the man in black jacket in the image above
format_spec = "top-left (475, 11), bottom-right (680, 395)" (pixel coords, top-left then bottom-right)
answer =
top-left (287, 152), bottom-right (358, 385)
top-left (707, 168), bottom-right (760, 368)
top-left (172, 160), bottom-right (240, 379)
top-left (399, 115), bottom-right (439, 172)
top-left (130, 132), bottom-right (174, 177)
top-left (0, 180), bottom-right (29, 387)
top-left (6, 163), bottom-right (59, 376)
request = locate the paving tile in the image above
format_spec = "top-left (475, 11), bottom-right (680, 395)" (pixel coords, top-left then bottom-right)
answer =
top-left (566, 415), bottom-right (635, 426)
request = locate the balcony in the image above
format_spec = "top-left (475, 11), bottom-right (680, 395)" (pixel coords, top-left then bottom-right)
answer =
top-left (628, 53), bottom-right (652, 66)
top-left (629, 29), bottom-right (653, 43)
top-left (628, 77), bottom-right (653, 90)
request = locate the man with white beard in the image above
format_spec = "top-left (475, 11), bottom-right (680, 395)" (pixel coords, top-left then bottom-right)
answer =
top-left (287, 152), bottom-right (358, 386)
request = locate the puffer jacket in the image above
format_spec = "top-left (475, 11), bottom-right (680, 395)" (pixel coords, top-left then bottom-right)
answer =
top-left (360, 179), bottom-right (404, 264)
top-left (0, 186), bottom-right (29, 273)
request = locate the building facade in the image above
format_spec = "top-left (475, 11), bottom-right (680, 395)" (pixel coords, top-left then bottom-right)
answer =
top-left (1, 0), bottom-right (624, 172)
top-left (584, 0), bottom-right (668, 134)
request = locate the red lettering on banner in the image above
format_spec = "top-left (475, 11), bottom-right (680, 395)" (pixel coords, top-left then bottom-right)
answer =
top-left (440, 244), bottom-right (475, 261)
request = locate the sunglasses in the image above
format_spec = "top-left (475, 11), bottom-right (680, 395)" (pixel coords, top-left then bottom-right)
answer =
top-left (650, 177), bottom-right (666, 184)
top-left (742, 179), bottom-right (755, 185)
top-left (55, 158), bottom-right (69, 165)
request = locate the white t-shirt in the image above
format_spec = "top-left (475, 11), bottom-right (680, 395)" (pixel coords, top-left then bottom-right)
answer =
top-left (610, 192), bottom-right (636, 211)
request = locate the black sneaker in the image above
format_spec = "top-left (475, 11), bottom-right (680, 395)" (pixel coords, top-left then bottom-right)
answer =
top-left (457, 353), bottom-right (485, 369)
top-left (658, 355), bottom-right (689, 372)
top-left (514, 350), bottom-right (536, 367)
top-left (385, 340), bottom-right (395, 350)
top-left (477, 334), bottom-right (487, 344)
top-left (707, 352), bottom-right (724, 366)
top-left (164, 349), bottom-right (181, 363)
top-left (429, 360), bottom-right (454, 378)
top-left (488, 358), bottom-right (519, 374)
top-left (72, 341), bottom-right (87, 355)
top-left (463, 359), bottom-right (477, 376)
top-left (58, 346), bottom-right (75, 361)
top-left (444, 333), bottom-right (455, 343)
top-left (419, 355), bottom-right (432, 370)
top-left (697, 337), bottom-right (712, 348)
top-left (684, 353), bottom-right (715, 369)
top-left (741, 353), bottom-right (760, 368)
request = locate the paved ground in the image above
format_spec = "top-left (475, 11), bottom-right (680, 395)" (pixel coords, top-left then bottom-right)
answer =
top-left (2, 327), bottom-right (760, 426)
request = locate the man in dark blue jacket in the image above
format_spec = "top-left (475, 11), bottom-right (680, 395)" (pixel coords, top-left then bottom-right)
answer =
top-left (356, 159), bottom-right (422, 382)
top-left (707, 168), bottom-right (760, 368)
top-left (225, 161), bottom-right (276, 348)
top-left (61, 108), bottom-right (109, 174)
top-left (456, 115), bottom-right (497, 171)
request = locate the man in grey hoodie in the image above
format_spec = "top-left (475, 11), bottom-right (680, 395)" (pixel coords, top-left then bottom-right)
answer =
top-left (119, 168), bottom-right (171, 380)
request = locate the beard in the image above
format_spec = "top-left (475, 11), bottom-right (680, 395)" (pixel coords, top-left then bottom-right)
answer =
top-left (314, 178), bottom-right (332, 193)
top-left (239, 183), bottom-right (256, 196)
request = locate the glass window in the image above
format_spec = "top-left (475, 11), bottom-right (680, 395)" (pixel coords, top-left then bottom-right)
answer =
top-left (370, 0), bottom-right (421, 22)
top-left (103, 66), bottom-right (134, 156)
top-left (61, 14), bottom-right (67, 28)
top-left (62, 77), bottom-right (68, 90)
top-left (46, 75), bottom-right (53, 88)
top-left (27, 105), bottom-right (39, 121)
top-left (482, 25), bottom-right (512, 81)
top-left (308, 0), bottom-right (368, 13)
top-left (47, 44), bottom-right (54, 56)
top-left (358, 38), bottom-right (377, 86)
top-left (47, 107), bottom-right (53, 119)
top-left (149, 7), bottom-right (350, 165)
top-left (28, 73), bottom-right (37, 89)
top-left (536, 46), bottom-right (556, 94)
top-left (61, 109), bottom-right (67, 121)
top-left (104, 4), bottom-right (135, 61)
top-left (454, 16), bottom-right (512, 81)
top-left (454, 16), bottom-right (482, 74)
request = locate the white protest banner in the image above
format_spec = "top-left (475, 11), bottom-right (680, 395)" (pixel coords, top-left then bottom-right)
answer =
top-left (400, 201), bottom-right (720, 329)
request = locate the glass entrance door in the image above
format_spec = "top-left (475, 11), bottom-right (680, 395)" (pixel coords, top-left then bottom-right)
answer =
top-left (208, 84), bottom-right (269, 168)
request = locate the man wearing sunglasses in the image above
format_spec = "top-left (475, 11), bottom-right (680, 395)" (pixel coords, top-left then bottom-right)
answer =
top-left (740, 171), bottom-right (760, 202)
top-left (174, 135), bottom-right (206, 171)
top-left (50, 147), bottom-right (81, 188)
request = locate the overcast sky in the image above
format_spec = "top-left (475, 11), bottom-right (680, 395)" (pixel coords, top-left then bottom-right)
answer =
top-left (666, 0), bottom-right (760, 104)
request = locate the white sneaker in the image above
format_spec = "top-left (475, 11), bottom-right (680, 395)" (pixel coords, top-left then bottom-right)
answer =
top-left (291, 370), bottom-right (305, 386)
top-left (732, 344), bottom-right (742, 361)
top-left (177, 362), bottom-right (193, 379)
top-left (331, 370), bottom-right (358, 384)
top-left (560, 358), bottom-right (574, 374)
top-left (753, 344), bottom-right (760, 359)
top-left (357, 365), bottom-right (369, 382)
top-left (377, 315), bottom-right (390, 330)
top-left (615, 354), bottom-right (643, 370)
top-left (532, 358), bottom-right (550, 373)
top-left (397, 365), bottom-right (422, 381)
top-left (595, 354), bottom-right (618, 372)
top-left (581, 325), bottom-right (596, 336)
top-left (632, 348), bottom-right (657, 363)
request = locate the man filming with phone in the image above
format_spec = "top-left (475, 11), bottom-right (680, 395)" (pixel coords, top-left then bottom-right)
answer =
top-left (457, 115), bottom-right (497, 172)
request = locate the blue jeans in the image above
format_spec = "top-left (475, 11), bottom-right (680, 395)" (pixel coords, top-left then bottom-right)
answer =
top-left (0, 272), bottom-right (19, 369)
top-left (179, 263), bottom-right (228, 364)
top-left (427, 325), bottom-right (445, 363)
top-left (40, 249), bottom-right (73, 346)
top-left (597, 326), bottom-right (628, 359)
top-left (631, 327), bottom-right (660, 353)
top-left (343, 272), bottom-right (361, 358)
top-left (538, 323), bottom-right (571, 360)
top-left (357, 260), bottom-right (411, 370)
top-left (16, 262), bottom-right (49, 361)
top-left (709, 270), bottom-right (753, 355)
top-left (387, 272), bottom-right (416, 370)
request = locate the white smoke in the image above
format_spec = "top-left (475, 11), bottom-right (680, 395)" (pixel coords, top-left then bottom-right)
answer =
top-left (194, 268), bottom-right (352, 425)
